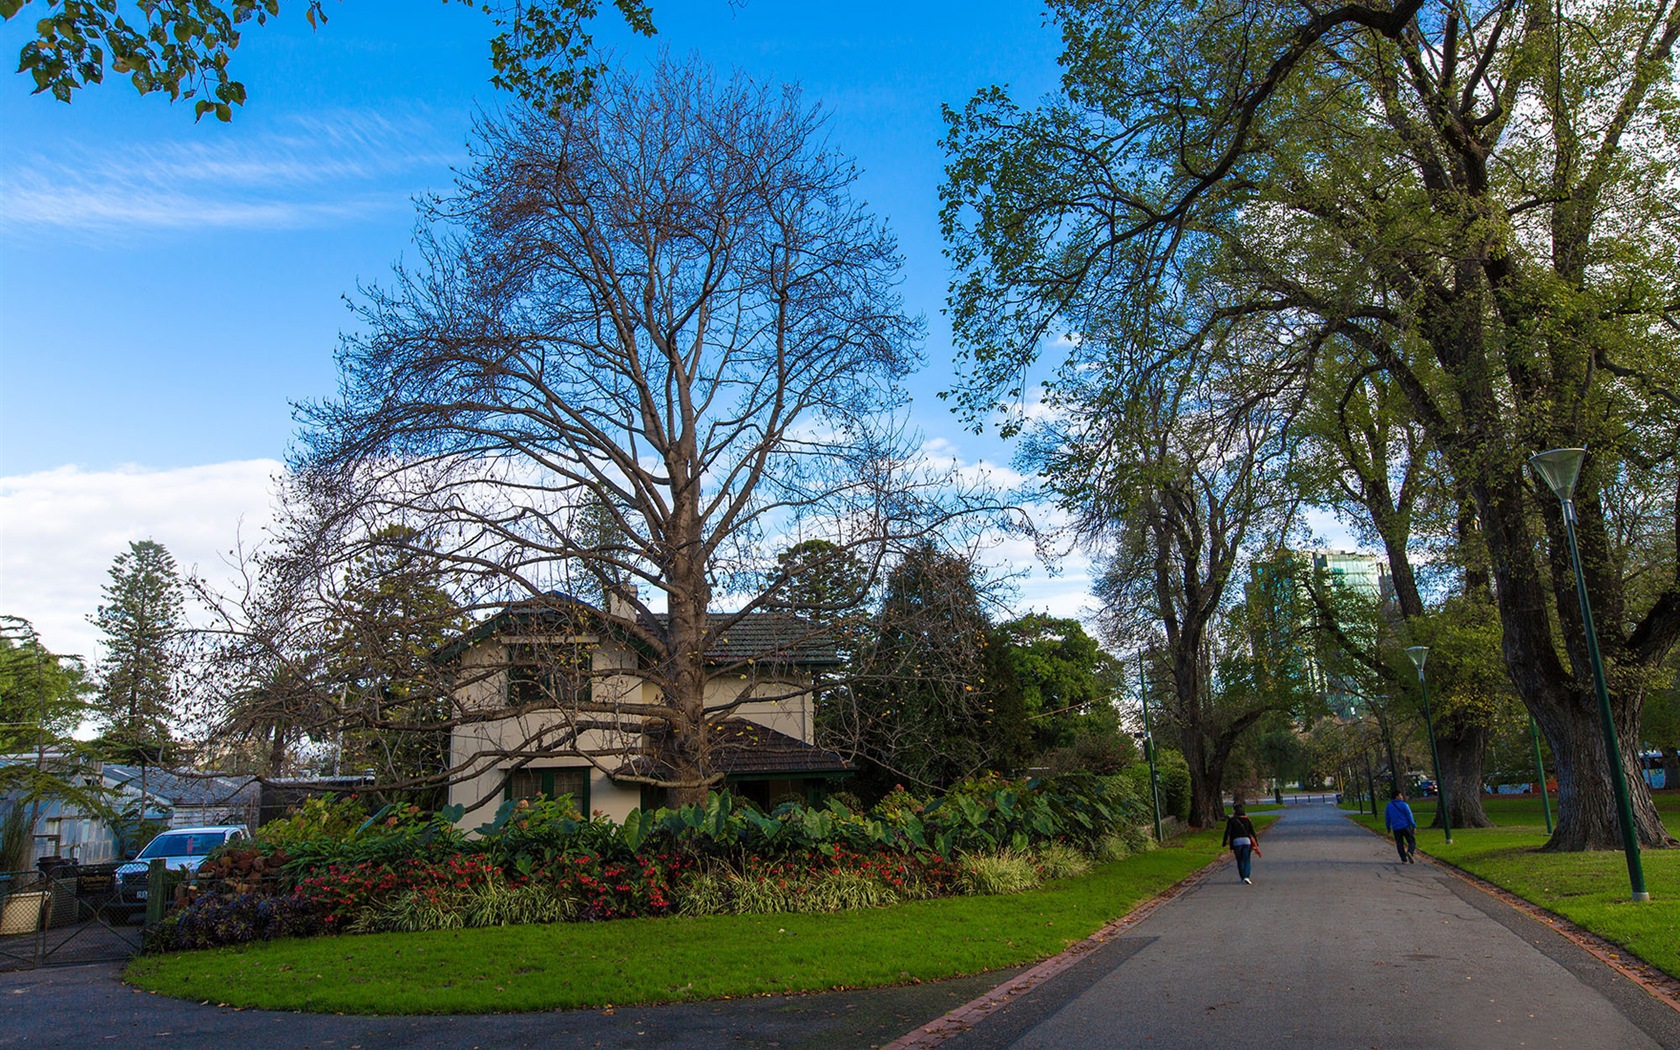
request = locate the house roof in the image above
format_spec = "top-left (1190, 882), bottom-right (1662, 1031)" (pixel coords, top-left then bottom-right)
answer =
top-left (105, 765), bottom-right (260, 810)
top-left (616, 718), bottom-right (853, 780)
top-left (435, 593), bottom-right (841, 667)
top-left (657, 613), bottom-right (840, 666)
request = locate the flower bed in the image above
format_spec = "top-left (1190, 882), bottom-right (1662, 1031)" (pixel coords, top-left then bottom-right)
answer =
top-left (146, 773), bottom-right (1146, 953)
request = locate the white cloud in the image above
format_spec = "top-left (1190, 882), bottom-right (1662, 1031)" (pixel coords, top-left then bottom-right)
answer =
top-left (0, 461), bottom-right (283, 661)
top-left (0, 455), bottom-right (1103, 666)
top-left (0, 109), bottom-right (459, 233)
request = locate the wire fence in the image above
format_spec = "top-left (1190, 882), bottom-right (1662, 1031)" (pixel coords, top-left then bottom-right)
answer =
top-left (0, 863), bottom-right (144, 971)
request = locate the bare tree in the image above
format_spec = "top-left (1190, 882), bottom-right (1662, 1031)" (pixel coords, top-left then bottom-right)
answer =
top-left (280, 57), bottom-right (981, 808)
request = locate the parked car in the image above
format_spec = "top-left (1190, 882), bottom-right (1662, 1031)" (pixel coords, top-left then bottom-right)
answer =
top-left (108, 825), bottom-right (248, 920)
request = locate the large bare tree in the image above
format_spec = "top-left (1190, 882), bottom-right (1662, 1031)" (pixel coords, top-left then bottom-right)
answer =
top-left (285, 57), bottom-right (973, 807)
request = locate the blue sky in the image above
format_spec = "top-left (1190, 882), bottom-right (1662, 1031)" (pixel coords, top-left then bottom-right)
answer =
top-left (0, 2), bottom-right (1092, 658)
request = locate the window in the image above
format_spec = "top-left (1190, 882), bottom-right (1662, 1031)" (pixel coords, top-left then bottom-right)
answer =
top-left (505, 643), bottom-right (592, 706)
top-left (505, 767), bottom-right (591, 812)
top-left (138, 831), bottom-right (227, 859)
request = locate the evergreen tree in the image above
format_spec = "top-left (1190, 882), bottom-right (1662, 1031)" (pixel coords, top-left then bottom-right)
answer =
top-left (91, 540), bottom-right (184, 754)
top-left (327, 526), bottom-right (465, 806)
top-left (849, 543), bottom-right (1028, 794)
top-left (91, 539), bottom-right (185, 844)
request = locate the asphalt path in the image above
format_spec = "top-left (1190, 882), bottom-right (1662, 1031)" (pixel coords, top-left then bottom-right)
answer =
top-left (5, 805), bottom-right (1675, 1049)
top-left (938, 803), bottom-right (1680, 1050)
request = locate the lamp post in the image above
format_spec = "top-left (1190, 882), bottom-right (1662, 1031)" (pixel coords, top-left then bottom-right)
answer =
top-left (1138, 652), bottom-right (1165, 843)
top-left (1528, 447), bottom-right (1649, 902)
top-left (1405, 645), bottom-right (1452, 845)
top-left (1529, 715), bottom-right (1554, 835)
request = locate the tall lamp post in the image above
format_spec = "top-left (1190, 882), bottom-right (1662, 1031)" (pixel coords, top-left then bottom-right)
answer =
top-left (1528, 448), bottom-right (1649, 902)
top-left (1138, 653), bottom-right (1165, 843)
top-left (1529, 715), bottom-right (1554, 835)
top-left (1405, 646), bottom-right (1452, 845)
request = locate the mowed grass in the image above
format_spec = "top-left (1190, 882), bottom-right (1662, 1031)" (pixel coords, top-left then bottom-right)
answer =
top-left (125, 825), bottom-right (1258, 1014)
top-left (1346, 792), bottom-right (1680, 979)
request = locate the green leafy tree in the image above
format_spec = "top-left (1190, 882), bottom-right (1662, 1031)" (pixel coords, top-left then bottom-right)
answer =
top-left (91, 540), bottom-right (184, 839)
top-left (943, 0), bottom-right (1680, 850)
top-left (3, 0), bottom-right (656, 120)
top-left (769, 540), bottom-right (871, 631)
top-left (0, 617), bottom-right (103, 871)
top-left (995, 614), bottom-right (1125, 756)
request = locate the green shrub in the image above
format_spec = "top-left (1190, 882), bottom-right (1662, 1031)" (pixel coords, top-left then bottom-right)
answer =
top-left (461, 881), bottom-right (577, 928)
top-left (281, 802), bottom-right (468, 874)
top-left (1034, 842), bottom-right (1092, 881)
top-left (957, 851), bottom-right (1041, 895)
top-left (727, 873), bottom-right (792, 914)
top-left (676, 871), bottom-right (731, 917)
top-left (1154, 750), bottom-right (1192, 821)
top-left (252, 796), bottom-right (372, 848)
top-left (471, 795), bottom-right (597, 873)
top-left (826, 790), bottom-right (865, 813)
top-left (1091, 833), bottom-right (1132, 863)
top-left (367, 888), bottom-right (467, 934)
top-left (807, 869), bottom-right (899, 911)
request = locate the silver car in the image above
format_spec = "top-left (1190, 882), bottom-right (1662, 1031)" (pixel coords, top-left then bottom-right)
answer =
top-left (110, 825), bottom-right (248, 919)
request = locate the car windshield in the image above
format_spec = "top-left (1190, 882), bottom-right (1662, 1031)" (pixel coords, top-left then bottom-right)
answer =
top-left (138, 832), bottom-right (226, 859)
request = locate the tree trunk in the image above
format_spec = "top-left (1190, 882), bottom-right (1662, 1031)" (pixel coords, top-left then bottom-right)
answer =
top-left (1472, 471), bottom-right (1676, 849)
top-left (1186, 746), bottom-right (1228, 828)
top-left (1663, 748), bottom-right (1679, 794)
top-left (1540, 698), bottom-right (1674, 851)
top-left (1434, 721), bottom-right (1493, 829)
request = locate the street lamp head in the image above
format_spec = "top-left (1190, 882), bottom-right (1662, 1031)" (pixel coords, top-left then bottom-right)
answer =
top-left (1529, 448), bottom-right (1587, 502)
top-left (1406, 645), bottom-right (1428, 679)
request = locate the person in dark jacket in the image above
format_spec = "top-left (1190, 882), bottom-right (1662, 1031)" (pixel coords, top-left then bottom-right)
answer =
top-left (1221, 804), bottom-right (1259, 883)
top-left (1385, 790), bottom-right (1417, 862)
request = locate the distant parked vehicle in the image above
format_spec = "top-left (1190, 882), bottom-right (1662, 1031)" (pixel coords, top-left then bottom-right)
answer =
top-left (108, 825), bottom-right (247, 920)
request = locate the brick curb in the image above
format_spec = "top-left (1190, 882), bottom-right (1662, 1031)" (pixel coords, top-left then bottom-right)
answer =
top-left (878, 853), bottom-right (1230, 1050)
top-left (1350, 816), bottom-right (1680, 1016)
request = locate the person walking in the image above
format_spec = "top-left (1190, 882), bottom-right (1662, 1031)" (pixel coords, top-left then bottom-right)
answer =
top-left (1222, 803), bottom-right (1260, 883)
top-left (1385, 790), bottom-right (1418, 863)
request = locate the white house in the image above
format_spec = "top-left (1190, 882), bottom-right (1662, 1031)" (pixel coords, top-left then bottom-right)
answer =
top-left (441, 594), bottom-right (851, 822)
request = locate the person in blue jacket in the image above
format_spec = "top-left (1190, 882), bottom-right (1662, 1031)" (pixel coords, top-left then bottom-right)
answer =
top-left (1385, 790), bottom-right (1417, 863)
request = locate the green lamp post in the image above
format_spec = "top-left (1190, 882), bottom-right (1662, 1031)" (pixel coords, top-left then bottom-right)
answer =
top-left (1529, 715), bottom-right (1554, 835)
top-left (1138, 653), bottom-right (1164, 843)
top-left (1528, 448), bottom-right (1650, 902)
top-left (1405, 645), bottom-right (1452, 845)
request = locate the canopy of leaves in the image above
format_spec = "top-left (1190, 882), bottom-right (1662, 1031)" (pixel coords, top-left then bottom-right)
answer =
top-left (4, 0), bottom-right (656, 120)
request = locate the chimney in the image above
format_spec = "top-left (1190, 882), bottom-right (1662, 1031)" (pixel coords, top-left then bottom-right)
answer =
top-left (606, 582), bottom-right (639, 623)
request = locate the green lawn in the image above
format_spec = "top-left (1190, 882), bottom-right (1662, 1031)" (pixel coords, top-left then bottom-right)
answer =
top-left (1346, 792), bottom-right (1680, 980)
top-left (125, 827), bottom-right (1253, 1014)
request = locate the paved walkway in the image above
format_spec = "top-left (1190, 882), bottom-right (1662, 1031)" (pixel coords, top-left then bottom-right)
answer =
top-left (4, 805), bottom-right (1675, 1049)
top-left (935, 804), bottom-right (1680, 1049)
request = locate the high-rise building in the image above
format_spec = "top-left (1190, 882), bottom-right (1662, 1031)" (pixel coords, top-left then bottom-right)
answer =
top-left (1246, 550), bottom-right (1393, 719)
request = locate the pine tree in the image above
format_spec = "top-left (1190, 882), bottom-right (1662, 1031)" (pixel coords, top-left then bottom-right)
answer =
top-left (91, 540), bottom-right (184, 760)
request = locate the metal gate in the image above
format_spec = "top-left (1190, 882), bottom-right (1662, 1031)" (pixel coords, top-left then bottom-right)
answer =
top-left (0, 864), bottom-right (144, 971)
